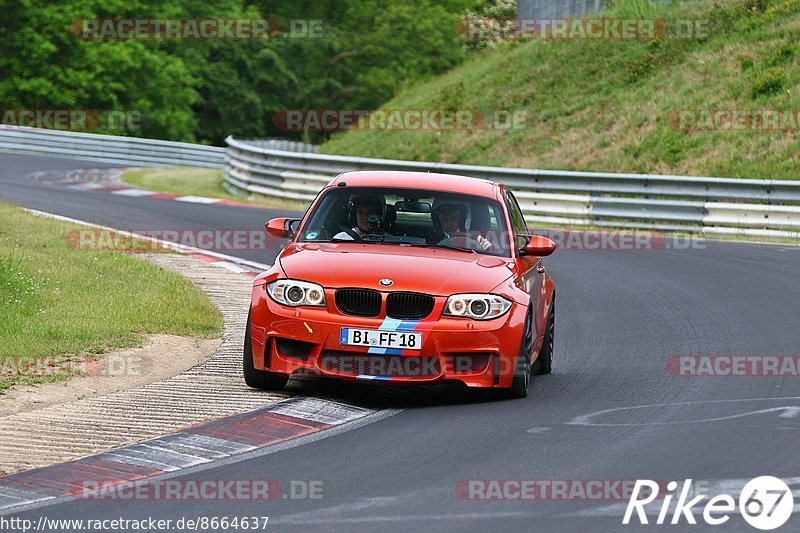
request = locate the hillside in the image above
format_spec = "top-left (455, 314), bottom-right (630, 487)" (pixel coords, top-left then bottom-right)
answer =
top-left (319, 0), bottom-right (800, 179)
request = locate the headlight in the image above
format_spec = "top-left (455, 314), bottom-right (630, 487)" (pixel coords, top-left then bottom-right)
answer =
top-left (443, 294), bottom-right (512, 320)
top-left (267, 279), bottom-right (327, 307)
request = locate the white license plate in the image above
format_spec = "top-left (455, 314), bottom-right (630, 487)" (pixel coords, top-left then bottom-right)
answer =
top-left (340, 328), bottom-right (422, 350)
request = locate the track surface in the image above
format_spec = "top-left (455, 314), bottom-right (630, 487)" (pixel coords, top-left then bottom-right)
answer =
top-left (2, 153), bottom-right (800, 532)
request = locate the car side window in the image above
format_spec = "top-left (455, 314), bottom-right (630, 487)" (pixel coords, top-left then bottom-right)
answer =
top-left (505, 191), bottom-right (528, 250)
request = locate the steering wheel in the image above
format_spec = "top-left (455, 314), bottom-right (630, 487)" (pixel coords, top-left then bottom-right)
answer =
top-left (440, 234), bottom-right (482, 249)
top-left (336, 224), bottom-right (362, 241)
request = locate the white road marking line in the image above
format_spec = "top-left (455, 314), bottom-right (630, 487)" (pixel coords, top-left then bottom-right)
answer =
top-left (110, 188), bottom-right (157, 197)
top-left (567, 397), bottom-right (800, 427)
top-left (525, 427), bottom-right (552, 433)
top-left (211, 261), bottom-right (249, 273)
top-left (146, 437), bottom-right (235, 459)
top-left (267, 397), bottom-right (371, 425)
top-left (273, 511), bottom-right (535, 525)
top-left (175, 196), bottom-right (222, 204)
top-left (67, 182), bottom-right (107, 190)
top-left (114, 445), bottom-right (215, 469)
top-left (137, 444), bottom-right (214, 466)
top-left (100, 452), bottom-right (181, 471)
top-left (158, 434), bottom-right (257, 455)
top-left (24, 208), bottom-right (271, 272)
top-left (563, 500), bottom-right (800, 518)
top-left (0, 495), bottom-right (53, 510)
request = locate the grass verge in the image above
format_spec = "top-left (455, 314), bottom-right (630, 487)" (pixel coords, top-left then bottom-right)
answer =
top-left (320, 0), bottom-right (800, 180)
top-left (0, 203), bottom-right (223, 392)
top-left (122, 167), bottom-right (310, 212)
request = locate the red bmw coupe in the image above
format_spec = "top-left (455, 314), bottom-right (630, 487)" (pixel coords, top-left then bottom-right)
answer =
top-left (244, 171), bottom-right (556, 398)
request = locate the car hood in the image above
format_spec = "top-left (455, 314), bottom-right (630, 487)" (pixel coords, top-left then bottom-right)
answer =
top-left (278, 243), bottom-right (515, 296)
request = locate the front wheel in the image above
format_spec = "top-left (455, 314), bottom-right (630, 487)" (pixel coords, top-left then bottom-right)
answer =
top-left (243, 311), bottom-right (289, 391)
top-left (506, 308), bottom-right (534, 399)
top-left (536, 297), bottom-right (555, 375)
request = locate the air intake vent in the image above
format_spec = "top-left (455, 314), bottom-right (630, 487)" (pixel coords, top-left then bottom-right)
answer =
top-left (335, 289), bottom-right (381, 317)
top-left (320, 352), bottom-right (441, 378)
top-left (386, 292), bottom-right (434, 319)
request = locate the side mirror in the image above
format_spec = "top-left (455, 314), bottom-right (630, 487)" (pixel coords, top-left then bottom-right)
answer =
top-left (265, 218), bottom-right (300, 239)
top-left (519, 235), bottom-right (557, 257)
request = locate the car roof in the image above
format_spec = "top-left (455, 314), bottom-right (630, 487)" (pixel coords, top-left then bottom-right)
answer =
top-left (328, 171), bottom-right (501, 198)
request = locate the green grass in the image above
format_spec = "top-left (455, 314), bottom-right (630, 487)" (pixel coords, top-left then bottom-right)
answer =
top-left (0, 203), bottom-right (223, 392)
top-left (122, 167), bottom-right (310, 211)
top-left (320, 0), bottom-right (800, 180)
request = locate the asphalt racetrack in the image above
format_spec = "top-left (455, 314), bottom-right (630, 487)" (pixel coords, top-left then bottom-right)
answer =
top-left (2, 153), bottom-right (799, 532)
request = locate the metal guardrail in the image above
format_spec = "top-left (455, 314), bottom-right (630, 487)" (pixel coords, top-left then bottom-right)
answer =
top-left (518, 0), bottom-right (604, 20)
top-left (0, 126), bottom-right (224, 168)
top-left (225, 136), bottom-right (800, 238)
top-left (0, 126), bottom-right (796, 238)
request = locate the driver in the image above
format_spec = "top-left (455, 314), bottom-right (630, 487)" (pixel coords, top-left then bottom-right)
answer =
top-left (432, 199), bottom-right (492, 250)
top-left (333, 195), bottom-right (387, 240)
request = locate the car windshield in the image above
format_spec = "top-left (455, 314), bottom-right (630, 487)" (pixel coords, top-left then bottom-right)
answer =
top-left (298, 187), bottom-right (511, 257)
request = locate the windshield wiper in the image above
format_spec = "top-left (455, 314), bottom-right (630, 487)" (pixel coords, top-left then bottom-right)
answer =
top-left (410, 243), bottom-right (476, 253)
top-left (328, 236), bottom-right (386, 244)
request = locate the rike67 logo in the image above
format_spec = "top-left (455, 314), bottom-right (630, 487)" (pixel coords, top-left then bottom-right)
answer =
top-left (624, 476), bottom-right (794, 530)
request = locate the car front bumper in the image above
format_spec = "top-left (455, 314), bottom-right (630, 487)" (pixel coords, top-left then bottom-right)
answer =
top-left (249, 284), bottom-right (529, 389)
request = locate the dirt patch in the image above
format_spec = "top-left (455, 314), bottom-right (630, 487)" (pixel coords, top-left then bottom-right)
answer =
top-left (0, 334), bottom-right (220, 417)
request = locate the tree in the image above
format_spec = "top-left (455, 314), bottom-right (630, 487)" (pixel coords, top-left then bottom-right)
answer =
top-left (0, 0), bottom-right (197, 140)
top-left (0, 0), bottom-right (484, 144)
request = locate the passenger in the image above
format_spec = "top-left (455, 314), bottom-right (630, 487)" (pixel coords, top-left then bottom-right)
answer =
top-left (431, 199), bottom-right (492, 250)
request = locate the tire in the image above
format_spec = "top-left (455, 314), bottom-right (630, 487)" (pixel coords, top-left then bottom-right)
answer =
top-left (243, 311), bottom-right (289, 391)
top-left (507, 308), bottom-right (534, 399)
top-left (536, 297), bottom-right (555, 375)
